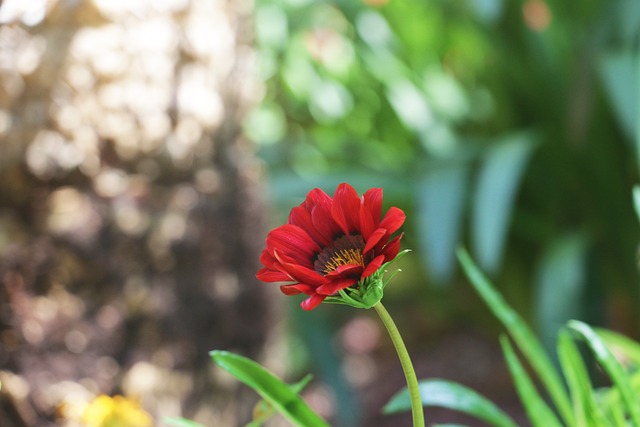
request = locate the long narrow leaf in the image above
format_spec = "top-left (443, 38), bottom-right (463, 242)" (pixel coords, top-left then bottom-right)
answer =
top-left (210, 351), bottom-right (329, 427)
top-left (596, 381), bottom-right (634, 425)
top-left (471, 132), bottom-right (537, 273)
top-left (246, 374), bottom-right (314, 427)
top-left (568, 321), bottom-right (640, 427)
top-left (596, 327), bottom-right (640, 366)
top-left (457, 247), bottom-right (574, 425)
top-left (500, 336), bottom-right (563, 427)
top-left (556, 330), bottom-right (611, 427)
top-left (417, 163), bottom-right (469, 284)
top-left (534, 234), bottom-right (587, 356)
top-left (383, 379), bottom-right (518, 427)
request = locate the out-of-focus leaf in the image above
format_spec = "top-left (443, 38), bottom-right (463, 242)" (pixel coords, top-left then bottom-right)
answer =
top-left (309, 79), bottom-right (353, 123)
top-left (616, 0), bottom-right (640, 43)
top-left (210, 351), bottom-right (329, 427)
top-left (568, 321), bottom-right (640, 427)
top-left (500, 336), bottom-right (563, 427)
top-left (534, 233), bottom-right (588, 355)
top-left (246, 374), bottom-right (314, 427)
top-left (355, 10), bottom-right (394, 48)
top-left (556, 330), bottom-right (611, 427)
top-left (244, 103), bottom-right (287, 145)
top-left (386, 79), bottom-right (433, 132)
top-left (598, 52), bottom-right (638, 143)
top-left (417, 163), bottom-right (469, 284)
top-left (633, 185), bottom-right (640, 224)
top-left (383, 378), bottom-right (518, 427)
top-left (471, 132), bottom-right (537, 273)
top-left (457, 248), bottom-right (574, 425)
top-left (164, 418), bottom-right (206, 427)
top-left (291, 305), bottom-right (361, 427)
top-left (423, 68), bottom-right (470, 122)
top-left (467, 0), bottom-right (504, 24)
top-left (597, 327), bottom-right (640, 366)
top-left (255, 5), bottom-right (289, 49)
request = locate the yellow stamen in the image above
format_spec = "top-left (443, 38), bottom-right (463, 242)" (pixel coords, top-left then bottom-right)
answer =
top-left (323, 249), bottom-right (364, 274)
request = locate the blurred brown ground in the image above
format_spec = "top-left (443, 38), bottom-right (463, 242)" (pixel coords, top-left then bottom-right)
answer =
top-left (0, 1), bottom-right (273, 425)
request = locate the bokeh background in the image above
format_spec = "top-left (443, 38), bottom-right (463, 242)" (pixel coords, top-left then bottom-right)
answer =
top-left (0, 0), bottom-right (639, 426)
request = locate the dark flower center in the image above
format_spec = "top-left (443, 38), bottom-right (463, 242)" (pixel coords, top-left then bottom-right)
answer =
top-left (314, 235), bottom-right (366, 275)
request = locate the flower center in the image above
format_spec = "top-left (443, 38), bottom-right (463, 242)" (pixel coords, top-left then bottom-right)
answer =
top-left (322, 249), bottom-right (364, 274)
top-left (314, 235), bottom-right (366, 275)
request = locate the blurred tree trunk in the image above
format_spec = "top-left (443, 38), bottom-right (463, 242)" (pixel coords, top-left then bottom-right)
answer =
top-left (0, 1), bottom-right (272, 425)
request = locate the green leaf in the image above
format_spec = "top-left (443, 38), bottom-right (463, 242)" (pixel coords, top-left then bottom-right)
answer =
top-left (534, 234), bottom-right (587, 356)
top-left (164, 417), bottom-right (206, 427)
top-left (598, 51), bottom-right (638, 142)
top-left (457, 248), bottom-right (574, 426)
top-left (556, 330), bottom-right (611, 427)
top-left (468, 0), bottom-right (504, 24)
top-left (568, 321), bottom-right (640, 427)
top-left (386, 79), bottom-right (432, 132)
top-left (383, 379), bottom-right (518, 427)
top-left (210, 351), bottom-right (329, 427)
top-left (416, 163), bottom-right (469, 284)
top-left (471, 132), bottom-right (537, 273)
top-left (597, 327), bottom-right (640, 367)
top-left (500, 336), bottom-right (563, 427)
top-left (596, 386), bottom-right (628, 427)
top-left (246, 374), bottom-right (314, 427)
top-left (632, 185), bottom-right (640, 225)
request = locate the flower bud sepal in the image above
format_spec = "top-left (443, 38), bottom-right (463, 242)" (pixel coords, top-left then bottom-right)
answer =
top-left (324, 250), bottom-right (411, 309)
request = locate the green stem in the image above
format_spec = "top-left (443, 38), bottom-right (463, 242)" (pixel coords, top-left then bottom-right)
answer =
top-left (374, 302), bottom-right (424, 427)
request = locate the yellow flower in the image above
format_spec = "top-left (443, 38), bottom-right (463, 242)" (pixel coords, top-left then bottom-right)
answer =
top-left (81, 395), bottom-right (153, 427)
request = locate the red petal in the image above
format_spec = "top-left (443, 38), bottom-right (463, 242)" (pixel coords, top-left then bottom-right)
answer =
top-left (266, 224), bottom-right (320, 265)
top-left (257, 267), bottom-right (291, 283)
top-left (303, 187), bottom-right (332, 211)
top-left (280, 283), bottom-right (315, 295)
top-left (362, 255), bottom-right (385, 277)
top-left (309, 191), bottom-right (342, 240)
top-left (316, 278), bottom-right (358, 295)
top-left (301, 294), bottom-right (326, 310)
top-left (363, 188), bottom-right (383, 224)
top-left (289, 206), bottom-right (331, 246)
top-left (359, 203), bottom-right (376, 239)
top-left (363, 228), bottom-right (386, 254)
top-left (382, 233), bottom-right (403, 262)
top-left (280, 262), bottom-right (326, 287)
top-left (260, 249), bottom-right (277, 268)
top-left (325, 263), bottom-right (363, 279)
top-left (379, 207), bottom-right (406, 235)
top-left (331, 183), bottom-right (361, 235)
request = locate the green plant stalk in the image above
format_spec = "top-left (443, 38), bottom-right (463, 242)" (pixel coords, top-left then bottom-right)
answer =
top-left (374, 302), bottom-right (425, 427)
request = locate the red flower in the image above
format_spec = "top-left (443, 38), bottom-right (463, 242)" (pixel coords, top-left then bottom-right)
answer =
top-left (257, 183), bottom-right (405, 310)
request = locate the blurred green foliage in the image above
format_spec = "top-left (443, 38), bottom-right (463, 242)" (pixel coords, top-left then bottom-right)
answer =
top-left (251, 0), bottom-right (640, 322)
top-left (246, 8), bottom-right (640, 425)
top-left (250, 1), bottom-right (640, 422)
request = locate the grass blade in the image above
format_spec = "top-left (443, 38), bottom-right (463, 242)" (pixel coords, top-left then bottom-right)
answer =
top-left (596, 327), bottom-right (640, 366)
top-left (568, 321), bottom-right (640, 427)
top-left (471, 132), bottom-right (537, 273)
top-left (246, 374), bottom-right (314, 427)
top-left (556, 330), bottom-right (611, 427)
top-left (383, 379), bottom-right (519, 427)
top-left (210, 351), bottom-right (329, 427)
top-left (457, 247), bottom-right (574, 425)
top-left (500, 336), bottom-right (562, 427)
